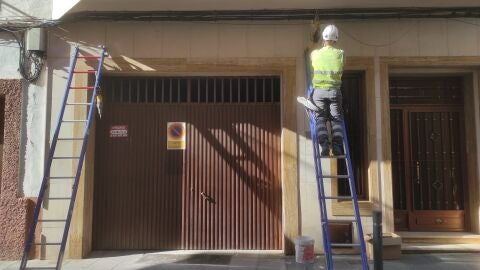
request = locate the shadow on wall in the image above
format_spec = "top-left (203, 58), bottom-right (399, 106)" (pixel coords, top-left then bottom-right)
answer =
top-left (0, 0), bottom-right (35, 18)
top-left (0, 32), bottom-right (20, 48)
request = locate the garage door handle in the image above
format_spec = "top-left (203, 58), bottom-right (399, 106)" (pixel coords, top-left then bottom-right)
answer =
top-left (200, 191), bottom-right (210, 200)
top-left (200, 191), bottom-right (215, 203)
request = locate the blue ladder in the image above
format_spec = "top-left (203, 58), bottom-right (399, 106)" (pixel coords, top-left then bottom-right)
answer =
top-left (301, 49), bottom-right (369, 270)
top-left (20, 46), bottom-right (107, 270)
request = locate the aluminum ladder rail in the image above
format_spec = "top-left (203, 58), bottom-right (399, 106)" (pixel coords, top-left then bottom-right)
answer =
top-left (20, 46), bottom-right (107, 270)
top-left (302, 49), bottom-right (369, 270)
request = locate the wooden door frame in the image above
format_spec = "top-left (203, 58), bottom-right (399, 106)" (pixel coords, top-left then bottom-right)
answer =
top-left (381, 57), bottom-right (480, 234)
top-left (391, 104), bottom-right (467, 231)
top-left (68, 57), bottom-right (298, 258)
top-left (331, 58), bottom-right (377, 216)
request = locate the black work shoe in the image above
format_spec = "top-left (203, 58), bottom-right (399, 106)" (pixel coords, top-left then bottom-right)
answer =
top-left (332, 137), bottom-right (344, 156)
top-left (332, 144), bottom-right (344, 156)
top-left (321, 147), bottom-right (330, 157)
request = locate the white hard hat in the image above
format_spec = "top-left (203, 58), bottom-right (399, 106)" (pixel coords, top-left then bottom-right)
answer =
top-left (322, 24), bottom-right (339, 41)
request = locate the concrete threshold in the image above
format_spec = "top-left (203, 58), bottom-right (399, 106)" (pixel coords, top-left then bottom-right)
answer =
top-left (402, 243), bottom-right (480, 253)
top-left (398, 231), bottom-right (480, 253)
top-left (398, 231), bottom-right (480, 243)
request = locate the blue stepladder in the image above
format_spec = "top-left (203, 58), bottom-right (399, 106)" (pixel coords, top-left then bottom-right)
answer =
top-left (300, 49), bottom-right (369, 270)
top-left (19, 46), bottom-right (107, 270)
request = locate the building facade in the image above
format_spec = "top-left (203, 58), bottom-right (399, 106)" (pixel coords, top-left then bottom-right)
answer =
top-left (1, 0), bottom-right (480, 260)
top-left (0, 0), bottom-right (51, 259)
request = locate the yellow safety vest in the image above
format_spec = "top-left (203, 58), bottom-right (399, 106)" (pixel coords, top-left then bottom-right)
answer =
top-left (310, 45), bottom-right (344, 89)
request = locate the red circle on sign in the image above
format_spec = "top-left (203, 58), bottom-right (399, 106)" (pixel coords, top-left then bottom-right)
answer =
top-left (168, 123), bottom-right (184, 139)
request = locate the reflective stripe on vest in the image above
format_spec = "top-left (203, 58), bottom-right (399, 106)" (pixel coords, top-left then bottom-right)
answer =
top-left (314, 70), bottom-right (341, 75)
top-left (311, 46), bottom-right (344, 88)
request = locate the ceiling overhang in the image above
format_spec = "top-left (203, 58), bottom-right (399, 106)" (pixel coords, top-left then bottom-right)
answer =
top-left (66, 0), bottom-right (480, 13)
top-left (49, 0), bottom-right (480, 22)
top-left (62, 7), bottom-right (480, 22)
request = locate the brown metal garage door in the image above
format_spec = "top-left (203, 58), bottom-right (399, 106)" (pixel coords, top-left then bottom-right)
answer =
top-left (93, 76), bottom-right (282, 250)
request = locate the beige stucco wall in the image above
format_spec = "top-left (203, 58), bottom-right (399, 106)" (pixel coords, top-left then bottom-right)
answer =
top-left (48, 19), bottom-right (480, 59)
top-left (0, 0), bottom-right (51, 19)
top-left (35, 18), bottom-right (480, 257)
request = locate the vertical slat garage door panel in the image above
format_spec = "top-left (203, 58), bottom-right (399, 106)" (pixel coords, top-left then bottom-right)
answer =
top-left (181, 105), bottom-right (281, 250)
top-left (93, 104), bottom-right (184, 249)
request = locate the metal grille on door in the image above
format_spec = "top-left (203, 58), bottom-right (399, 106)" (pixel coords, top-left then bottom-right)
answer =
top-left (390, 76), bottom-right (465, 232)
top-left (93, 76), bottom-right (282, 250)
top-left (409, 111), bottom-right (463, 212)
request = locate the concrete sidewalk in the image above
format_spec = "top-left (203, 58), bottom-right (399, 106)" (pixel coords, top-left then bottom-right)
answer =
top-left (1, 252), bottom-right (480, 270)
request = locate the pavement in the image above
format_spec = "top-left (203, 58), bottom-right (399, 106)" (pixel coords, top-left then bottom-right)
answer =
top-left (1, 251), bottom-right (480, 270)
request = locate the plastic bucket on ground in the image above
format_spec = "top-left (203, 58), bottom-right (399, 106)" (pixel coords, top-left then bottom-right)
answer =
top-left (294, 236), bottom-right (315, 264)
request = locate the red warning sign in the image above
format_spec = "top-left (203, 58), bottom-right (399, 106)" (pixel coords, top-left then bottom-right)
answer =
top-left (167, 122), bottom-right (186, 150)
top-left (109, 125), bottom-right (128, 138)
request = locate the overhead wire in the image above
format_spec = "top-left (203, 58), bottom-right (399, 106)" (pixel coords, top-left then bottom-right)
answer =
top-left (337, 20), bottom-right (420, 48)
top-left (449, 18), bottom-right (480, 27)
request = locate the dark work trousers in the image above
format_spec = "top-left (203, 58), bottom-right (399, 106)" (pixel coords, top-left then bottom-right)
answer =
top-left (311, 87), bottom-right (344, 152)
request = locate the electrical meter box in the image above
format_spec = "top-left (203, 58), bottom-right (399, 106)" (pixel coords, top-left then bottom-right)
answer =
top-left (25, 28), bottom-right (46, 52)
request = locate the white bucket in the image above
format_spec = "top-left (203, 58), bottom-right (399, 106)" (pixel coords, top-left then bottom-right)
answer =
top-left (294, 236), bottom-right (315, 264)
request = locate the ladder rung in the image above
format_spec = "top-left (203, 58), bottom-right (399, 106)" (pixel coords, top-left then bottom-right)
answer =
top-left (52, 156), bottom-right (80, 159)
top-left (331, 243), bottom-right (361, 248)
top-left (70, 86), bottom-right (94, 90)
top-left (62, 119), bottom-right (87, 122)
top-left (38, 219), bottom-right (67, 222)
top-left (73, 70), bottom-right (96, 74)
top-left (320, 155), bottom-right (347, 159)
top-left (48, 197), bottom-right (72, 200)
top-left (77, 55), bottom-right (100, 59)
top-left (57, 138), bottom-right (84, 141)
top-left (48, 176), bottom-right (75, 179)
top-left (323, 175), bottom-right (350, 179)
top-left (66, 102), bottom-right (91, 106)
top-left (25, 267), bottom-right (57, 270)
top-left (33, 242), bottom-right (62, 245)
top-left (323, 196), bottom-right (353, 200)
top-left (327, 219), bottom-right (357, 223)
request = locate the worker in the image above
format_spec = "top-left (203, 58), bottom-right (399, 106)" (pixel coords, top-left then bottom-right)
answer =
top-left (298, 24), bottom-right (345, 156)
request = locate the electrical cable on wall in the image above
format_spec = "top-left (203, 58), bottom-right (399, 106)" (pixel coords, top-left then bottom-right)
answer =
top-left (0, 26), bottom-right (45, 82)
top-left (19, 41), bottom-right (44, 82)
